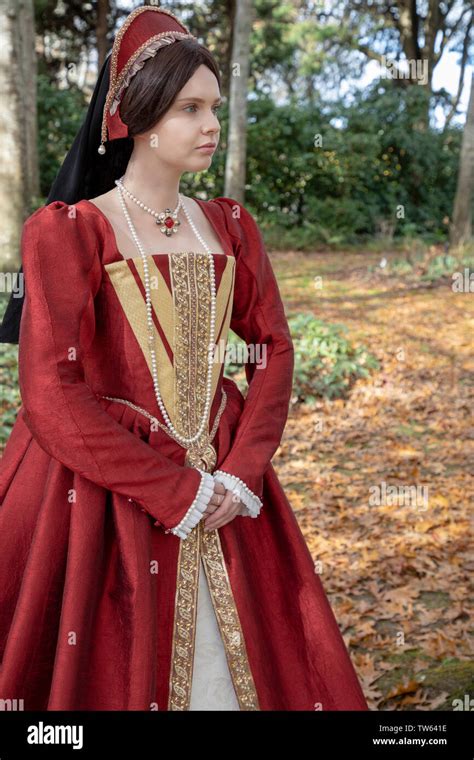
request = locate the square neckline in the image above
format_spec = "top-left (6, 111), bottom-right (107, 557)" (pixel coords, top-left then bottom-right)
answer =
top-left (81, 196), bottom-right (234, 262)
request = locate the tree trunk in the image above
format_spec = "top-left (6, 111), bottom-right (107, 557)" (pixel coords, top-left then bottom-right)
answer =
top-left (224, 0), bottom-right (254, 204)
top-left (96, 0), bottom-right (110, 71)
top-left (450, 73), bottom-right (474, 249)
top-left (0, 0), bottom-right (39, 270)
top-left (220, 0), bottom-right (236, 98)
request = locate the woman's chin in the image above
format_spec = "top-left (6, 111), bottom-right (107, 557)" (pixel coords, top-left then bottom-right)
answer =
top-left (193, 151), bottom-right (214, 163)
top-left (180, 153), bottom-right (213, 174)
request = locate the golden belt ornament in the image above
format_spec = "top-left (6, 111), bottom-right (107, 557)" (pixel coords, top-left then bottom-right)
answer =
top-left (184, 435), bottom-right (217, 472)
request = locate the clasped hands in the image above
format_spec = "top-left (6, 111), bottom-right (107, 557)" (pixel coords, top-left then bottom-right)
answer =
top-left (202, 480), bottom-right (244, 532)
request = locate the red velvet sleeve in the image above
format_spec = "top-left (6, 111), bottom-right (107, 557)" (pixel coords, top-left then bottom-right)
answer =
top-left (211, 197), bottom-right (294, 510)
top-left (17, 201), bottom-right (214, 535)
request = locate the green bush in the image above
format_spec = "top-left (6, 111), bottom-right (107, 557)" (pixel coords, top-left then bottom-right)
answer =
top-left (192, 84), bottom-right (463, 248)
top-left (224, 314), bottom-right (379, 403)
top-left (289, 313), bottom-right (379, 402)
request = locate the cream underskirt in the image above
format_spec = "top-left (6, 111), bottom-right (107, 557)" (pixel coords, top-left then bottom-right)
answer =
top-left (188, 557), bottom-right (240, 710)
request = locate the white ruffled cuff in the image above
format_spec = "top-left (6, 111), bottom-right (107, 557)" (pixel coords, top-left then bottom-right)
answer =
top-left (168, 469), bottom-right (215, 539)
top-left (212, 470), bottom-right (263, 518)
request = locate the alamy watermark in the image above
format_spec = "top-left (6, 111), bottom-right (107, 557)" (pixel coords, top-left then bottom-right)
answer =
top-left (213, 339), bottom-right (267, 369)
top-left (380, 55), bottom-right (428, 86)
top-left (369, 481), bottom-right (429, 511)
top-left (0, 271), bottom-right (24, 298)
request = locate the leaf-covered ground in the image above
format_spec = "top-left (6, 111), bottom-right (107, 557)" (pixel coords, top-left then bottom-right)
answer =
top-left (272, 248), bottom-right (473, 711)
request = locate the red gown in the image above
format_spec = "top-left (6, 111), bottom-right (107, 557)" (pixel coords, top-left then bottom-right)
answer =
top-left (0, 196), bottom-right (369, 711)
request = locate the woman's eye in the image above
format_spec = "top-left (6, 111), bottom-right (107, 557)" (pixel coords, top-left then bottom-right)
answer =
top-left (184, 104), bottom-right (221, 114)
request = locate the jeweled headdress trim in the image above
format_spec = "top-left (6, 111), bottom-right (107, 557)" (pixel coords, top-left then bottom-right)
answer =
top-left (99, 5), bottom-right (198, 153)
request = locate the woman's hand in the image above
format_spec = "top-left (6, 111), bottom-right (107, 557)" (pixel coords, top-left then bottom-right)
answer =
top-left (202, 480), bottom-right (243, 531)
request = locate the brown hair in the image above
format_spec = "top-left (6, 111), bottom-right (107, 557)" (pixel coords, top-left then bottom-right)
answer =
top-left (119, 38), bottom-right (222, 137)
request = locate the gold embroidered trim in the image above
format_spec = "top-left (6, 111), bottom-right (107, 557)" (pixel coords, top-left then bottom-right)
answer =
top-left (98, 390), bottom-right (227, 451)
top-left (167, 523), bottom-right (201, 711)
top-left (165, 248), bottom-right (258, 709)
top-left (168, 520), bottom-right (260, 711)
top-left (200, 523), bottom-right (260, 710)
top-left (170, 252), bottom-right (212, 440)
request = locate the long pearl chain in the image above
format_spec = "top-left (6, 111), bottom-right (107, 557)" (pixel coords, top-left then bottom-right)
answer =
top-left (114, 179), bottom-right (217, 447)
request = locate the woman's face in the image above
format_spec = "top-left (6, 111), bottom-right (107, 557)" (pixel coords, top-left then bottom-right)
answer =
top-left (139, 64), bottom-right (222, 172)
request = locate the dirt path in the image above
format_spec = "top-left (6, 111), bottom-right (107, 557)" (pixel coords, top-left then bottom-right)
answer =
top-left (272, 249), bottom-right (473, 711)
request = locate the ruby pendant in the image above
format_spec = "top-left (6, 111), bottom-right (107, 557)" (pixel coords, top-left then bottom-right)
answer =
top-left (156, 208), bottom-right (181, 237)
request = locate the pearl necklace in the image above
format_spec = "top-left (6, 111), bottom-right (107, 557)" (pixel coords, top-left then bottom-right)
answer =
top-left (116, 177), bottom-right (181, 236)
top-left (114, 179), bottom-right (217, 449)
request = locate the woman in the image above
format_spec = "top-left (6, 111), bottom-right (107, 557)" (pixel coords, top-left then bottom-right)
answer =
top-left (0, 5), bottom-right (368, 711)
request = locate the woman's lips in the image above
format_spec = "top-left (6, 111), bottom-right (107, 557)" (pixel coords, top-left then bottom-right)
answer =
top-left (196, 144), bottom-right (216, 153)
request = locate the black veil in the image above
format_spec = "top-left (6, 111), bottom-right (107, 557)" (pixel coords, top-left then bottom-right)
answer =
top-left (0, 54), bottom-right (133, 344)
